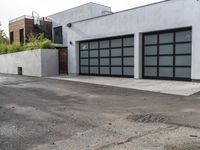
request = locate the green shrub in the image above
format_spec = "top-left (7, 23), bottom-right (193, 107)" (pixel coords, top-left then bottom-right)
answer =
top-left (0, 44), bottom-right (8, 54)
top-left (26, 33), bottom-right (54, 50)
top-left (0, 29), bottom-right (9, 44)
top-left (0, 43), bottom-right (25, 54)
top-left (38, 39), bottom-right (53, 49)
top-left (7, 43), bottom-right (25, 53)
top-left (0, 33), bottom-right (54, 55)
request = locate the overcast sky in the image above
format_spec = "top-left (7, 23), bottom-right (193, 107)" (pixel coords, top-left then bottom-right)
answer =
top-left (0, 0), bottom-right (163, 35)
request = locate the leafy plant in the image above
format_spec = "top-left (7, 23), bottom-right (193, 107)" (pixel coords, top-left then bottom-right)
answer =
top-left (0, 33), bottom-right (54, 55)
top-left (0, 43), bottom-right (24, 54)
top-left (26, 33), bottom-right (54, 50)
top-left (0, 44), bottom-right (8, 54)
top-left (0, 29), bottom-right (9, 44)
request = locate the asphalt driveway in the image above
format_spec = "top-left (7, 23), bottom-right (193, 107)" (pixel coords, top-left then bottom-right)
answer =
top-left (0, 74), bottom-right (200, 150)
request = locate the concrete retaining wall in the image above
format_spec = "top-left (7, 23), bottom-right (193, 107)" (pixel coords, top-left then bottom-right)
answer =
top-left (0, 49), bottom-right (58, 77)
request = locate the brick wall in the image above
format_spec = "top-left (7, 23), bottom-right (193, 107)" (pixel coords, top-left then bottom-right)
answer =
top-left (9, 18), bottom-right (52, 43)
top-left (9, 19), bottom-right (25, 43)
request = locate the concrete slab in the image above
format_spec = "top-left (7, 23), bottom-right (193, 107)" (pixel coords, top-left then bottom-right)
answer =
top-left (47, 75), bottom-right (200, 96)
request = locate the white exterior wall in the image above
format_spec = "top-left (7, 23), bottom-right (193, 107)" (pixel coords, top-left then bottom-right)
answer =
top-left (66, 0), bottom-right (200, 79)
top-left (0, 49), bottom-right (58, 77)
top-left (48, 3), bottom-right (111, 47)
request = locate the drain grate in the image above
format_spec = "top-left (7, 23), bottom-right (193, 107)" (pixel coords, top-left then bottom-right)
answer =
top-left (127, 113), bottom-right (167, 123)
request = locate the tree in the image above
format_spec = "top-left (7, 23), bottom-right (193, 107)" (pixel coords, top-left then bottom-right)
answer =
top-left (0, 29), bottom-right (8, 44)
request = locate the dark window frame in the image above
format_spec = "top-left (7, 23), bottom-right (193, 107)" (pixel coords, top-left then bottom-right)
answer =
top-left (19, 29), bottom-right (24, 44)
top-left (53, 26), bottom-right (63, 44)
top-left (10, 32), bottom-right (14, 44)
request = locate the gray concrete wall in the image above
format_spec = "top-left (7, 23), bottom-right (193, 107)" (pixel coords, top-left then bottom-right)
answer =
top-left (66, 0), bottom-right (200, 80)
top-left (48, 2), bottom-right (111, 47)
top-left (41, 49), bottom-right (59, 76)
top-left (0, 49), bottom-right (58, 77)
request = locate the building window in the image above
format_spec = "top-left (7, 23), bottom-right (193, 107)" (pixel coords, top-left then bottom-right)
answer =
top-left (10, 32), bottom-right (14, 44)
top-left (54, 26), bottom-right (63, 44)
top-left (19, 29), bottom-right (24, 44)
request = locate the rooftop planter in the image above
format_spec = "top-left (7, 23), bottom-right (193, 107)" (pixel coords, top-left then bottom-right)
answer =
top-left (0, 34), bottom-right (58, 77)
top-left (0, 34), bottom-right (54, 55)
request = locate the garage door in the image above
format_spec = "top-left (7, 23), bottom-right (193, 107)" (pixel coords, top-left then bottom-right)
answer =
top-left (143, 28), bottom-right (192, 80)
top-left (79, 35), bottom-right (134, 77)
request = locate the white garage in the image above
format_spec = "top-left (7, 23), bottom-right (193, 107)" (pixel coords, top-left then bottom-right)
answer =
top-left (64, 0), bottom-right (200, 81)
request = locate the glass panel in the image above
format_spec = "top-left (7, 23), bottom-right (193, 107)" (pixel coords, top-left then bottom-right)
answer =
top-left (80, 51), bottom-right (88, 58)
top-left (159, 56), bottom-right (173, 66)
top-left (111, 58), bottom-right (122, 66)
top-left (159, 67), bottom-right (173, 77)
top-left (111, 48), bottom-right (122, 56)
top-left (175, 56), bottom-right (191, 66)
top-left (176, 30), bottom-right (192, 42)
top-left (90, 41), bottom-right (98, 49)
top-left (80, 42), bottom-right (88, 50)
top-left (159, 33), bottom-right (173, 43)
top-left (90, 50), bottom-right (98, 57)
top-left (144, 67), bottom-right (157, 77)
top-left (144, 46), bottom-right (157, 55)
top-left (144, 57), bottom-right (157, 66)
top-left (124, 47), bottom-right (134, 56)
top-left (90, 67), bottom-right (98, 74)
top-left (111, 39), bottom-right (122, 47)
top-left (144, 34), bottom-right (157, 45)
top-left (176, 43), bottom-right (191, 54)
top-left (159, 45), bottom-right (173, 55)
top-left (124, 67), bottom-right (134, 76)
top-left (175, 67), bottom-right (191, 78)
top-left (123, 37), bottom-right (134, 46)
top-left (80, 67), bottom-right (89, 74)
top-left (100, 67), bottom-right (110, 74)
top-left (111, 67), bottom-right (122, 75)
top-left (80, 59), bottom-right (88, 65)
top-left (100, 58), bottom-right (109, 66)
top-left (54, 26), bottom-right (63, 44)
top-left (123, 57), bottom-right (134, 66)
top-left (100, 49), bottom-right (109, 57)
top-left (90, 59), bottom-right (98, 66)
top-left (100, 40), bottom-right (109, 48)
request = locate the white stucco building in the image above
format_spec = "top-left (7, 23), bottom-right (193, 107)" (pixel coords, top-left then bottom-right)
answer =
top-left (48, 3), bottom-right (112, 47)
top-left (49, 0), bottom-right (200, 81)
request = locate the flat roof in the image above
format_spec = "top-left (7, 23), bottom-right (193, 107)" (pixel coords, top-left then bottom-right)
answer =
top-left (9, 15), bottom-right (52, 24)
top-left (9, 15), bottom-right (33, 24)
top-left (71, 0), bottom-right (170, 24)
top-left (48, 2), bottom-right (111, 17)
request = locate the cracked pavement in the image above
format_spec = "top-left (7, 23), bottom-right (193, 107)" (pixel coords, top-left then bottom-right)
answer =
top-left (0, 74), bottom-right (200, 150)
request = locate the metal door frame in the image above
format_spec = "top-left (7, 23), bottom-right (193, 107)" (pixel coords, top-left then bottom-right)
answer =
top-left (142, 27), bottom-right (192, 81)
top-left (79, 35), bottom-right (135, 78)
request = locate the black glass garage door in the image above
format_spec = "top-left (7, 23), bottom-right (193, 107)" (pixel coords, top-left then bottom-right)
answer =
top-left (79, 35), bottom-right (134, 77)
top-left (143, 28), bottom-right (192, 80)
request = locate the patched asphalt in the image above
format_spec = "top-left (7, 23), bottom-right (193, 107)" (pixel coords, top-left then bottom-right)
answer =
top-left (0, 74), bottom-right (200, 150)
